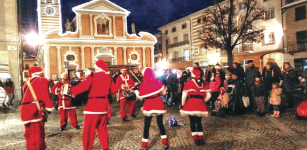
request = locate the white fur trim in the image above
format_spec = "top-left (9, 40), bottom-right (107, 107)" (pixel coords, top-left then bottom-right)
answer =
top-left (22, 119), bottom-right (42, 125)
top-left (138, 85), bottom-right (165, 98)
top-left (58, 106), bottom-right (76, 109)
top-left (142, 109), bottom-right (167, 116)
top-left (192, 79), bottom-right (203, 88)
top-left (215, 65), bottom-right (221, 69)
top-left (134, 90), bottom-right (140, 99)
top-left (55, 88), bottom-right (59, 95)
top-left (83, 111), bottom-right (107, 114)
top-left (61, 72), bottom-right (67, 78)
top-left (192, 132), bottom-right (198, 136)
top-left (198, 132), bottom-right (204, 136)
top-left (32, 71), bottom-right (44, 76)
top-left (182, 91), bottom-right (188, 106)
top-left (161, 135), bottom-right (167, 139)
top-left (46, 107), bottom-right (54, 111)
top-left (200, 89), bottom-right (211, 92)
top-left (96, 69), bottom-right (110, 74)
top-left (142, 138), bottom-right (149, 142)
top-left (120, 74), bottom-right (129, 81)
top-left (180, 110), bottom-right (208, 117)
top-left (183, 89), bottom-right (197, 93)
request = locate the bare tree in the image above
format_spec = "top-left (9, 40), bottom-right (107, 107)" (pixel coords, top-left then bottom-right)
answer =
top-left (200, 0), bottom-right (265, 66)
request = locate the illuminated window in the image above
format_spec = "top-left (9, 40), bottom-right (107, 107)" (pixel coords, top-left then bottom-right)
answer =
top-left (265, 8), bottom-right (275, 20)
top-left (264, 32), bottom-right (275, 44)
top-left (184, 50), bottom-right (190, 61)
top-left (242, 41), bottom-right (253, 52)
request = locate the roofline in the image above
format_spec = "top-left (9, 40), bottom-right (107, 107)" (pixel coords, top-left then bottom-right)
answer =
top-left (72, 0), bottom-right (130, 14)
top-left (282, 0), bottom-right (307, 9)
top-left (158, 0), bottom-right (229, 30)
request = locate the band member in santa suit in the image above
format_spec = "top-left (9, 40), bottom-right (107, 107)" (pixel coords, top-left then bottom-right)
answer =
top-left (71, 60), bottom-right (117, 150)
top-left (116, 66), bottom-right (137, 122)
top-left (51, 72), bottom-right (80, 131)
top-left (20, 66), bottom-right (54, 150)
top-left (136, 67), bottom-right (170, 150)
top-left (180, 68), bottom-right (211, 146)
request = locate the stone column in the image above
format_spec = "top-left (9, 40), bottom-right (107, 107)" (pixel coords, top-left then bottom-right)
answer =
top-left (114, 47), bottom-right (118, 65)
top-left (142, 47), bottom-right (146, 68)
top-left (79, 14), bottom-right (83, 36)
top-left (81, 46), bottom-right (85, 69)
top-left (113, 16), bottom-right (116, 38)
top-left (122, 16), bottom-right (126, 35)
top-left (45, 46), bottom-right (51, 79)
top-left (56, 46), bottom-right (61, 78)
top-left (90, 14), bottom-right (93, 36)
top-left (151, 46), bottom-right (154, 68)
top-left (91, 46), bottom-right (95, 67)
top-left (123, 47), bottom-right (127, 65)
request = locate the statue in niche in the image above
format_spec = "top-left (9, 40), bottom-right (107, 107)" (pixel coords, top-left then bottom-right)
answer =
top-left (65, 19), bottom-right (72, 32)
top-left (97, 18), bottom-right (109, 35)
top-left (131, 54), bottom-right (137, 60)
top-left (131, 23), bottom-right (136, 34)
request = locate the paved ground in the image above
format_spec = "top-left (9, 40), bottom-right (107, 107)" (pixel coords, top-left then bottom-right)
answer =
top-left (0, 92), bottom-right (307, 150)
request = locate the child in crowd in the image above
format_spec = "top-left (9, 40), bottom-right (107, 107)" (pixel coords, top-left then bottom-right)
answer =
top-left (213, 87), bottom-right (229, 117)
top-left (254, 77), bottom-right (266, 117)
top-left (269, 83), bottom-right (283, 118)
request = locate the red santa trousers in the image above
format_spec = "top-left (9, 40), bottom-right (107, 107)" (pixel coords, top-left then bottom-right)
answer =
top-left (120, 98), bottom-right (136, 119)
top-left (23, 121), bottom-right (46, 150)
top-left (83, 114), bottom-right (109, 150)
top-left (59, 108), bottom-right (78, 129)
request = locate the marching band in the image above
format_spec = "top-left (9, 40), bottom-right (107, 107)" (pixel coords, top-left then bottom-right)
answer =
top-left (20, 60), bottom-right (212, 150)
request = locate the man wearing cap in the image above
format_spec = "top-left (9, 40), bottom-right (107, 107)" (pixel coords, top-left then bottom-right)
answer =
top-left (116, 66), bottom-right (137, 122)
top-left (51, 72), bottom-right (80, 131)
top-left (71, 60), bottom-right (117, 150)
top-left (245, 60), bottom-right (261, 111)
top-left (20, 66), bottom-right (54, 150)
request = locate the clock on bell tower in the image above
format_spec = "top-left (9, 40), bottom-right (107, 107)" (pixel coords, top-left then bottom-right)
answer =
top-left (37, 0), bottom-right (62, 36)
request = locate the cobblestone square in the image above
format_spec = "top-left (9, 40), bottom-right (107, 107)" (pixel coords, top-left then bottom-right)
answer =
top-left (1, 98), bottom-right (307, 150)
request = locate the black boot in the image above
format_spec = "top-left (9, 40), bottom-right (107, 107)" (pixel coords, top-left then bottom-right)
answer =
top-left (198, 140), bottom-right (205, 145)
top-left (194, 140), bottom-right (200, 146)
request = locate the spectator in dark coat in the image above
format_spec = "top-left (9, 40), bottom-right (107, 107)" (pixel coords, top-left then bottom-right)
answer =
top-left (232, 62), bottom-right (245, 82)
top-left (180, 71), bottom-right (188, 92)
top-left (245, 60), bottom-right (261, 111)
top-left (166, 70), bottom-right (179, 105)
top-left (281, 62), bottom-right (300, 108)
top-left (254, 76), bottom-right (266, 117)
top-left (113, 71), bottom-right (120, 83)
top-left (228, 72), bottom-right (245, 114)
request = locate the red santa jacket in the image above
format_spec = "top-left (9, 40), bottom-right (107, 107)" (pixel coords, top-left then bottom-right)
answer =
top-left (51, 80), bottom-right (75, 109)
top-left (20, 77), bottom-right (54, 124)
top-left (210, 76), bottom-right (221, 92)
top-left (182, 80), bottom-right (211, 105)
top-left (116, 74), bottom-right (135, 100)
top-left (71, 71), bottom-right (117, 114)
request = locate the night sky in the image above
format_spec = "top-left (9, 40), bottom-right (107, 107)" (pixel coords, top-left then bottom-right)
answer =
top-left (21, 0), bottom-right (215, 54)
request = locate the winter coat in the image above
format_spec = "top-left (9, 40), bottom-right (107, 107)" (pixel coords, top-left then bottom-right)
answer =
top-left (228, 79), bottom-right (244, 108)
top-left (166, 73), bottom-right (179, 91)
top-left (254, 81), bottom-right (266, 97)
top-left (245, 65), bottom-right (261, 88)
top-left (210, 76), bottom-right (221, 92)
top-left (270, 88), bottom-right (283, 105)
top-left (282, 67), bottom-right (299, 93)
top-left (216, 70), bottom-right (225, 88)
top-left (232, 64), bottom-right (245, 81)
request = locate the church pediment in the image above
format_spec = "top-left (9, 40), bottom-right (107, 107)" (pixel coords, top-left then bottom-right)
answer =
top-left (73, 0), bottom-right (130, 15)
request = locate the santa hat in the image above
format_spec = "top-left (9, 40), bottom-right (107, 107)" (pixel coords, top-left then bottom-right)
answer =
top-left (61, 72), bottom-right (67, 78)
top-left (95, 60), bottom-right (110, 74)
top-left (191, 68), bottom-right (202, 80)
top-left (142, 67), bottom-right (155, 82)
top-left (120, 66), bottom-right (127, 72)
top-left (29, 66), bottom-right (43, 78)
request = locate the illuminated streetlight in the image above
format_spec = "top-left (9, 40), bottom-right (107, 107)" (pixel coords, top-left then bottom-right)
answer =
top-left (24, 32), bottom-right (41, 47)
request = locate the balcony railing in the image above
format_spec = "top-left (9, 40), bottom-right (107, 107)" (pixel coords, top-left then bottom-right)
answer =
top-left (169, 40), bottom-right (189, 49)
top-left (287, 42), bottom-right (307, 52)
top-left (169, 56), bottom-right (190, 63)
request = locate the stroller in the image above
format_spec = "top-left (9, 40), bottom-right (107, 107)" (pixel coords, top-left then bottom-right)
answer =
top-left (226, 84), bottom-right (239, 115)
top-left (211, 87), bottom-right (229, 117)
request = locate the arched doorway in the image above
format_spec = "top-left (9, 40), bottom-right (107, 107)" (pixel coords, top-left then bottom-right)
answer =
top-left (262, 52), bottom-right (284, 68)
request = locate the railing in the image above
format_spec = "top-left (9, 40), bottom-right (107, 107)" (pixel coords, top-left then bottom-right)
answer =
top-left (169, 40), bottom-right (189, 49)
top-left (169, 56), bottom-right (190, 63)
top-left (287, 42), bottom-right (307, 52)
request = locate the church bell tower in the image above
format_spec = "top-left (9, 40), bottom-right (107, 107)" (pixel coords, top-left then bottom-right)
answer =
top-left (37, 0), bottom-right (62, 37)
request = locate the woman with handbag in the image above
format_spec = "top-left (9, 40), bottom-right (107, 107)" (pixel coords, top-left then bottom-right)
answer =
top-left (20, 66), bottom-right (54, 150)
top-left (180, 68), bottom-right (211, 146)
top-left (136, 67), bottom-right (169, 150)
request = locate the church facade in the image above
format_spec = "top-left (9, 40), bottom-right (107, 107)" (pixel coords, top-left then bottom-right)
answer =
top-left (37, 0), bottom-right (156, 80)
